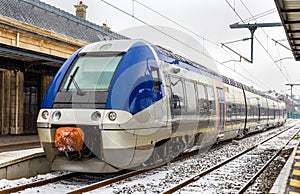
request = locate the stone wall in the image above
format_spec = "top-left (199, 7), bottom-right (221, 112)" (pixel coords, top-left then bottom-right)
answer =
top-left (0, 15), bottom-right (88, 135)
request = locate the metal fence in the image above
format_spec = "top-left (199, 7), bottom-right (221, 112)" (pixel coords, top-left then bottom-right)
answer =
top-left (287, 112), bottom-right (300, 119)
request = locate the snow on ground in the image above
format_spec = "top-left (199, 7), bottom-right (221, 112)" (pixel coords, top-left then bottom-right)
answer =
top-left (0, 119), bottom-right (298, 193)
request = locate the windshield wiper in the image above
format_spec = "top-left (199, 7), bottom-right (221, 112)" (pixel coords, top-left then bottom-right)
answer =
top-left (66, 66), bottom-right (86, 96)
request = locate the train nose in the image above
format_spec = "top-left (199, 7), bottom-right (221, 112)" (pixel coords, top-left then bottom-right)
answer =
top-left (55, 127), bottom-right (85, 152)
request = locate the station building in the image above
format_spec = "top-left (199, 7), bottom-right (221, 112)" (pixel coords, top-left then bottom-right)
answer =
top-left (0, 0), bottom-right (126, 135)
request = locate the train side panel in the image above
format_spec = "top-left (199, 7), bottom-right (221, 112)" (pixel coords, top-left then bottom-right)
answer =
top-left (37, 39), bottom-right (287, 173)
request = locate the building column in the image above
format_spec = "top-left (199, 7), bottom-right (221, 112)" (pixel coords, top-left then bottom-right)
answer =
top-left (0, 71), bottom-right (3, 134)
top-left (1, 71), bottom-right (11, 135)
top-left (0, 70), bottom-right (24, 135)
top-left (13, 71), bottom-right (24, 134)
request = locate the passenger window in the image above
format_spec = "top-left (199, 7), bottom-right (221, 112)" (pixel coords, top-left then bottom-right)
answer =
top-left (226, 102), bottom-right (232, 123)
top-left (217, 88), bottom-right (224, 101)
top-left (241, 105), bottom-right (245, 117)
top-left (207, 86), bottom-right (215, 112)
top-left (185, 81), bottom-right (197, 112)
top-left (197, 84), bottom-right (208, 114)
top-left (170, 77), bottom-right (185, 113)
top-left (151, 68), bottom-right (161, 92)
top-left (231, 104), bottom-right (237, 118)
top-left (237, 104), bottom-right (241, 117)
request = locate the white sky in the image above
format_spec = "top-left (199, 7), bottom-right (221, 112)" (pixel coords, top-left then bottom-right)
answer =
top-left (40, 0), bottom-right (300, 97)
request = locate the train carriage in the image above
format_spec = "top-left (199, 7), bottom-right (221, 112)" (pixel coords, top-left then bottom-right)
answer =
top-left (219, 77), bottom-right (245, 140)
top-left (37, 39), bottom-right (286, 173)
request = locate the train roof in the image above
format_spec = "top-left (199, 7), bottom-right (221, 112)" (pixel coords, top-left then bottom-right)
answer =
top-left (79, 39), bottom-right (140, 53)
top-left (80, 39), bottom-right (221, 77)
top-left (221, 75), bottom-right (282, 102)
top-left (79, 40), bottom-right (282, 103)
top-left (155, 45), bottom-right (221, 77)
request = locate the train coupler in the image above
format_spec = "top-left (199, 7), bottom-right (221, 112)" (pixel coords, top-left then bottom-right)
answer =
top-left (55, 127), bottom-right (85, 152)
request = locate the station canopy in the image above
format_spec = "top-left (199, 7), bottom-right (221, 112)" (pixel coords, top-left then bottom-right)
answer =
top-left (0, 43), bottom-right (66, 67)
top-left (275, 0), bottom-right (300, 61)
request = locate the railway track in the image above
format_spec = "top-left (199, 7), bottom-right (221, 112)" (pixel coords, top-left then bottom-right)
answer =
top-left (162, 123), bottom-right (300, 193)
top-left (63, 124), bottom-right (300, 193)
top-left (1, 122), bottom-right (297, 193)
top-left (0, 149), bottom-right (197, 193)
top-left (0, 171), bottom-right (129, 194)
top-left (0, 172), bottom-right (78, 193)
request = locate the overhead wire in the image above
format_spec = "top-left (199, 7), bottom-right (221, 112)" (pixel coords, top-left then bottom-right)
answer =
top-left (222, 48), bottom-right (266, 88)
top-left (243, 8), bottom-right (276, 23)
top-left (225, 0), bottom-right (245, 23)
top-left (134, 0), bottom-right (220, 47)
top-left (240, 0), bottom-right (291, 83)
top-left (100, 0), bottom-right (268, 89)
top-left (134, 0), bottom-right (264, 86)
top-left (239, 0), bottom-right (269, 38)
top-left (134, 0), bottom-right (268, 88)
top-left (225, 0), bottom-right (291, 84)
top-left (255, 36), bottom-right (291, 82)
top-left (240, 0), bottom-right (290, 82)
top-left (275, 42), bottom-right (291, 81)
top-left (100, 0), bottom-right (220, 63)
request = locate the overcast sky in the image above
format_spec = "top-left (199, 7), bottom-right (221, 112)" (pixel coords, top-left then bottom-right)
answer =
top-left (41, 0), bottom-right (300, 97)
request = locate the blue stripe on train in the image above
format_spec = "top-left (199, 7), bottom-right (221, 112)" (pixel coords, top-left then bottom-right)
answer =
top-left (106, 42), bottom-right (164, 115)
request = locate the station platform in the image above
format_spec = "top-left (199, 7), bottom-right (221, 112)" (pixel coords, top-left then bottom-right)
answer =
top-left (0, 134), bottom-right (49, 179)
top-left (0, 134), bottom-right (41, 152)
top-left (284, 144), bottom-right (300, 194)
top-left (0, 134), bottom-right (39, 146)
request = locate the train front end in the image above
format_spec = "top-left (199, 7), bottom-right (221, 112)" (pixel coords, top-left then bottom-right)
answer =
top-left (37, 40), bottom-right (168, 173)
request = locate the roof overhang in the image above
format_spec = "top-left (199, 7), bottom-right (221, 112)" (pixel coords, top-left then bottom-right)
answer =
top-left (0, 43), bottom-right (66, 67)
top-left (275, 0), bottom-right (300, 61)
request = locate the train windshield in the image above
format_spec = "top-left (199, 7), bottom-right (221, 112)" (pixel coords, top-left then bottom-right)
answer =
top-left (61, 53), bottom-right (123, 91)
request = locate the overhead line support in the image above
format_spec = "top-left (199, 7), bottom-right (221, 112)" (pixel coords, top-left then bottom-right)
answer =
top-left (229, 22), bottom-right (282, 63)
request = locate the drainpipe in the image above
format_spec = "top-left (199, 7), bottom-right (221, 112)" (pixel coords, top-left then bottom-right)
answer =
top-left (15, 72), bottom-right (19, 134)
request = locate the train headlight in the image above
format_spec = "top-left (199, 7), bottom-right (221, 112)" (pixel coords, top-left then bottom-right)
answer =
top-left (52, 111), bottom-right (61, 121)
top-left (41, 110), bottom-right (49, 120)
top-left (108, 111), bottom-right (117, 121)
top-left (91, 111), bottom-right (101, 121)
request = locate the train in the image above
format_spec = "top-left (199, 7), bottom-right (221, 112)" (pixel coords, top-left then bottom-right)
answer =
top-left (37, 39), bottom-right (287, 173)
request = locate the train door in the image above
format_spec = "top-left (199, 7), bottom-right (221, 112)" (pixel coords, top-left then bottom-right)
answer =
top-left (207, 86), bottom-right (216, 129)
top-left (257, 98), bottom-right (261, 124)
top-left (169, 76), bottom-right (185, 132)
top-left (197, 84), bottom-right (209, 128)
top-left (217, 88), bottom-right (225, 130)
top-left (184, 80), bottom-right (199, 132)
top-left (163, 73), bottom-right (171, 124)
top-left (24, 73), bottom-right (41, 134)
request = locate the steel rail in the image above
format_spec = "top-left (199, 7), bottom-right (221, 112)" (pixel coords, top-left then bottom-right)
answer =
top-left (0, 172), bottom-right (79, 194)
top-left (0, 124), bottom-right (295, 194)
top-left (237, 126), bottom-right (300, 193)
top-left (0, 145), bottom-right (197, 194)
top-left (162, 123), bottom-right (299, 194)
top-left (67, 150), bottom-right (199, 194)
top-left (67, 169), bottom-right (151, 194)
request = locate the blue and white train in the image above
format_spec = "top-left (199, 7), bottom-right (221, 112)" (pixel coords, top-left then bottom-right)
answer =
top-left (37, 40), bottom-right (286, 173)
